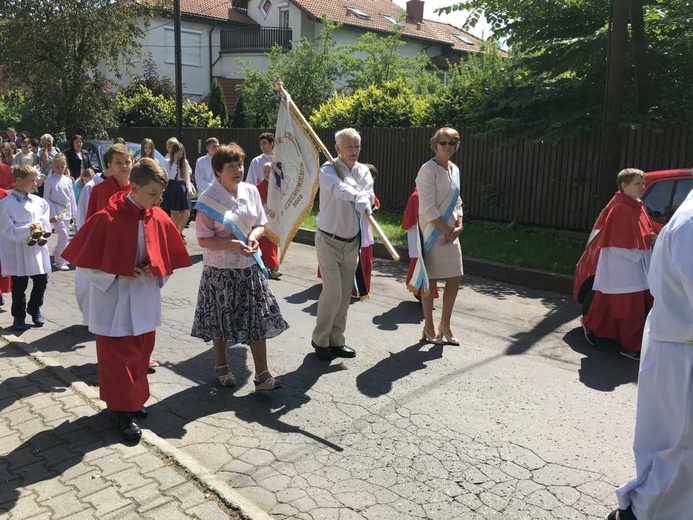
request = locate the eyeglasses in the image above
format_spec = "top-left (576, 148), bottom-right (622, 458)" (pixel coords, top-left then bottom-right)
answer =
top-left (438, 141), bottom-right (458, 147)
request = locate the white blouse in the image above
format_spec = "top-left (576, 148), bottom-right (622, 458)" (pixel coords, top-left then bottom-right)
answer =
top-left (195, 180), bottom-right (267, 270)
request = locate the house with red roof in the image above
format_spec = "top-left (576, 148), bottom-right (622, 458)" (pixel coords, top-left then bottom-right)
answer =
top-left (111, 0), bottom-right (489, 114)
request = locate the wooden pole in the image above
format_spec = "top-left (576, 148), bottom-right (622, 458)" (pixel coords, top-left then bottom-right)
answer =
top-left (275, 82), bottom-right (400, 261)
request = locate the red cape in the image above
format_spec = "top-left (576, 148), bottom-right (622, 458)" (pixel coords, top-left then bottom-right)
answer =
top-left (573, 191), bottom-right (654, 300)
top-left (0, 164), bottom-right (13, 190)
top-left (87, 176), bottom-right (130, 220)
top-left (401, 188), bottom-right (418, 229)
top-left (62, 191), bottom-right (191, 277)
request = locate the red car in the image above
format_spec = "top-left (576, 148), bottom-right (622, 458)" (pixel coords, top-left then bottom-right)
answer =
top-left (574, 168), bottom-right (692, 306)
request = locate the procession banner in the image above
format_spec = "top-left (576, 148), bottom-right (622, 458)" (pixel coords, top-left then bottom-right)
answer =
top-left (265, 92), bottom-right (321, 263)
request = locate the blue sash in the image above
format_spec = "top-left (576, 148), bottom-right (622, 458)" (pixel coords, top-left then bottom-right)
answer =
top-left (195, 193), bottom-right (269, 279)
top-left (408, 164), bottom-right (460, 294)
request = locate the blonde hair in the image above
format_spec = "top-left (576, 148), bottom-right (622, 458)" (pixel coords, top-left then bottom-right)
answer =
top-left (430, 127), bottom-right (460, 152)
top-left (166, 137), bottom-right (180, 153)
top-left (617, 168), bottom-right (645, 191)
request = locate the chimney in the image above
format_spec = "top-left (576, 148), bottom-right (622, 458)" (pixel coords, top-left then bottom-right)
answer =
top-left (406, 0), bottom-right (425, 23)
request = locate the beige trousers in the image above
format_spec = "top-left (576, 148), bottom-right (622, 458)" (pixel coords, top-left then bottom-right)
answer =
top-left (312, 231), bottom-right (359, 347)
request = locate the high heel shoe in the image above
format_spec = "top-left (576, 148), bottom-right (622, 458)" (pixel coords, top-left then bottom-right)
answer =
top-left (437, 327), bottom-right (460, 345)
top-left (215, 364), bottom-right (236, 386)
top-left (421, 328), bottom-right (443, 344)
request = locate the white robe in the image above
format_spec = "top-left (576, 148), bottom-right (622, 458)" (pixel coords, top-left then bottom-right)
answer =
top-left (76, 173), bottom-right (105, 230)
top-left (0, 192), bottom-right (52, 276)
top-left (79, 222), bottom-right (167, 337)
top-left (616, 188), bottom-right (693, 519)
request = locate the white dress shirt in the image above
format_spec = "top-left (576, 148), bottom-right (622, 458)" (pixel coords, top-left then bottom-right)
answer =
top-left (246, 153), bottom-right (273, 185)
top-left (43, 173), bottom-right (77, 221)
top-left (316, 158), bottom-right (374, 239)
top-left (194, 154), bottom-right (215, 193)
top-left (0, 191), bottom-right (52, 276)
top-left (196, 180), bottom-right (267, 270)
top-left (164, 158), bottom-right (194, 193)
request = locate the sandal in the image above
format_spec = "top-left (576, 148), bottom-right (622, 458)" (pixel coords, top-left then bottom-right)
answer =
top-left (254, 370), bottom-right (282, 391)
top-left (215, 364), bottom-right (236, 387)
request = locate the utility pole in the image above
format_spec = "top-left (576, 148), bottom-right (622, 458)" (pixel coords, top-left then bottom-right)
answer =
top-left (599, 0), bottom-right (629, 206)
top-left (173, 0), bottom-right (183, 140)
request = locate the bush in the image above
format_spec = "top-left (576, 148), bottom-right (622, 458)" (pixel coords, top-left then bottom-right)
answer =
top-left (310, 78), bottom-right (430, 128)
top-left (0, 90), bottom-right (28, 130)
top-left (208, 79), bottom-right (228, 127)
top-left (114, 84), bottom-right (220, 128)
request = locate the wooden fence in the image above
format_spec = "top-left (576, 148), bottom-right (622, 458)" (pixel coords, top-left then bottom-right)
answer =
top-left (117, 125), bottom-right (693, 232)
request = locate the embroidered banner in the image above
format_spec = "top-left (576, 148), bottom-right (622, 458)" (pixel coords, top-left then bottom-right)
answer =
top-left (266, 93), bottom-right (321, 264)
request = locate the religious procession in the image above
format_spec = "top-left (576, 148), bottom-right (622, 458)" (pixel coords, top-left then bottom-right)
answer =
top-left (2, 82), bottom-right (692, 520)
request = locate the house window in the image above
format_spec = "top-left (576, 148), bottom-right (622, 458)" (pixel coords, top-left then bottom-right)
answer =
top-left (453, 33), bottom-right (474, 45)
top-left (260, 0), bottom-right (272, 16)
top-left (165, 27), bottom-right (202, 67)
top-left (381, 13), bottom-right (400, 25)
top-left (279, 8), bottom-right (289, 28)
top-left (346, 7), bottom-right (370, 20)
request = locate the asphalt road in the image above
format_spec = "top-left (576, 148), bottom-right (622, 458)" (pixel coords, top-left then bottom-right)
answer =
top-left (2, 231), bottom-right (640, 519)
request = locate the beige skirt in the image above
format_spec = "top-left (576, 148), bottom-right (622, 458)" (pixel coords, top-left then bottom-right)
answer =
top-left (423, 234), bottom-right (463, 280)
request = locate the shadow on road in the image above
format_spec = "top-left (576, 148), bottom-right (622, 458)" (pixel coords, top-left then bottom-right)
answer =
top-left (149, 349), bottom-right (346, 451)
top-left (356, 341), bottom-right (443, 397)
top-left (372, 300), bottom-right (422, 331)
top-left (564, 327), bottom-right (638, 391)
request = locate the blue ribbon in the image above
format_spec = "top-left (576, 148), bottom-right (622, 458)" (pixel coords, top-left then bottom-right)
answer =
top-left (195, 198), bottom-right (269, 279)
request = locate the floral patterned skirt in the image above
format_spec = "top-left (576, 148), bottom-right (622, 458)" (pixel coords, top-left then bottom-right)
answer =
top-left (191, 265), bottom-right (288, 343)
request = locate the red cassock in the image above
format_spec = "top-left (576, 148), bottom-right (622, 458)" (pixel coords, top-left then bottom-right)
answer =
top-left (574, 191), bottom-right (654, 351)
top-left (0, 188), bottom-right (11, 294)
top-left (256, 178), bottom-right (279, 270)
top-left (401, 188), bottom-right (438, 299)
top-left (62, 191), bottom-right (191, 411)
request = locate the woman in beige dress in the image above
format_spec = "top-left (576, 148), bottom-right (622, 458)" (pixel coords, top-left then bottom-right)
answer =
top-left (415, 127), bottom-right (464, 345)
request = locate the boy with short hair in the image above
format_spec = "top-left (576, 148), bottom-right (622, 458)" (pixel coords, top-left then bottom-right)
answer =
top-left (245, 132), bottom-right (274, 185)
top-left (194, 137), bottom-right (219, 194)
top-left (0, 165), bottom-right (52, 331)
top-left (62, 158), bottom-right (191, 442)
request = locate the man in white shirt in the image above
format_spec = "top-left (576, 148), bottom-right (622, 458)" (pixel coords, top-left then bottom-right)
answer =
top-left (608, 185), bottom-right (693, 520)
top-left (245, 132), bottom-right (274, 185)
top-left (194, 137), bottom-right (219, 194)
top-left (311, 128), bottom-right (374, 361)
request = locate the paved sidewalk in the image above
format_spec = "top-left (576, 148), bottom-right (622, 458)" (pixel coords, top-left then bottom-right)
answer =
top-left (0, 340), bottom-right (254, 520)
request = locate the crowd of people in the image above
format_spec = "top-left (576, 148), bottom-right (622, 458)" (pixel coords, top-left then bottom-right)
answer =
top-left (2, 124), bottom-right (692, 520)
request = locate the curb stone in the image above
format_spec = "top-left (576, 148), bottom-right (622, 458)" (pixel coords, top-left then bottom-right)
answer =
top-left (293, 227), bottom-right (574, 295)
top-left (1, 332), bottom-right (272, 520)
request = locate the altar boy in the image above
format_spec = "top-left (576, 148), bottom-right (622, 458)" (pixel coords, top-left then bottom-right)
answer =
top-left (61, 158), bottom-right (191, 442)
top-left (0, 165), bottom-right (52, 331)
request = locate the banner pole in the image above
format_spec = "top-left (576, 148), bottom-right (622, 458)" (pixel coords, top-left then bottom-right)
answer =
top-left (274, 82), bottom-right (400, 261)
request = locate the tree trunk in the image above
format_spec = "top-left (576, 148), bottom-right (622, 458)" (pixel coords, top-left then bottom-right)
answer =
top-left (629, 0), bottom-right (648, 113)
top-left (599, 0), bottom-right (629, 207)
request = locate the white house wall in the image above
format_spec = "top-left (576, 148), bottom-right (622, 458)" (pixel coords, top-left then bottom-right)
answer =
top-left (103, 18), bottom-right (214, 102)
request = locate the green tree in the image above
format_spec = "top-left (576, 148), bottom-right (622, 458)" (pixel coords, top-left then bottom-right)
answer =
top-left (0, 0), bottom-right (162, 136)
top-left (310, 78), bottom-right (430, 128)
top-left (208, 79), bottom-right (229, 127)
top-left (122, 58), bottom-right (176, 100)
top-left (237, 18), bottom-right (348, 127)
top-left (230, 93), bottom-right (247, 128)
top-left (435, 0), bottom-right (693, 137)
top-left (0, 91), bottom-right (29, 130)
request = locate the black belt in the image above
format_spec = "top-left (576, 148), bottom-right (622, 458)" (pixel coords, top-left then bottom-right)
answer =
top-left (319, 228), bottom-right (359, 243)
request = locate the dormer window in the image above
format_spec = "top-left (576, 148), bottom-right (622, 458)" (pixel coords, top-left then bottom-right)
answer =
top-left (260, 0), bottom-right (272, 16)
top-left (381, 13), bottom-right (400, 25)
top-left (453, 33), bottom-right (474, 45)
top-left (346, 7), bottom-right (370, 20)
